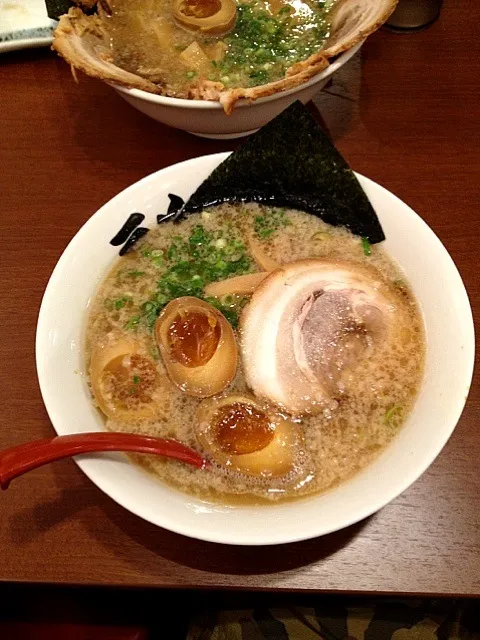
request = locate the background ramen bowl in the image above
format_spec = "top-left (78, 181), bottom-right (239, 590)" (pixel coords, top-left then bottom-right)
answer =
top-left (111, 44), bottom-right (361, 139)
top-left (36, 153), bottom-right (474, 546)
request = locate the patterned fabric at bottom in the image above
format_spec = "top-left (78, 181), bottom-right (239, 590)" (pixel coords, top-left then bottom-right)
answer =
top-left (186, 599), bottom-right (480, 640)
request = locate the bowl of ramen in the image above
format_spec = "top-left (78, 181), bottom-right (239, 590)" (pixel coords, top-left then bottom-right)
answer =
top-left (110, 42), bottom-right (361, 138)
top-left (36, 104), bottom-right (474, 545)
top-left (51, 0), bottom-right (397, 137)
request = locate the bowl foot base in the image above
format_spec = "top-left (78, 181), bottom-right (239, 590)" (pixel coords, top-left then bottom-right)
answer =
top-left (187, 128), bottom-right (259, 139)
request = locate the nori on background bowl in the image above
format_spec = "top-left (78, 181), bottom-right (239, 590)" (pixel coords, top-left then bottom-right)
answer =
top-left (45, 0), bottom-right (73, 20)
top-left (45, 0), bottom-right (97, 19)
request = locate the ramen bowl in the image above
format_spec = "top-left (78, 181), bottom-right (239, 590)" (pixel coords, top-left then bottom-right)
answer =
top-left (112, 43), bottom-right (361, 139)
top-left (36, 153), bottom-right (474, 545)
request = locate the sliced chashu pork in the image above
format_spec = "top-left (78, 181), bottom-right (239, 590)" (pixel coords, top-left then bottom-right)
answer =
top-left (240, 259), bottom-right (405, 415)
top-left (52, 7), bottom-right (161, 94)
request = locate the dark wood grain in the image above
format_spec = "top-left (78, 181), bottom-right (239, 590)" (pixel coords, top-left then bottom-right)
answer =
top-left (0, 0), bottom-right (479, 594)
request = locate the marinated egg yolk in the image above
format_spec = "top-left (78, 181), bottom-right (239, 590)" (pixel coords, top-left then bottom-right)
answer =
top-left (102, 354), bottom-right (157, 407)
top-left (214, 402), bottom-right (275, 455)
top-left (180, 0), bottom-right (221, 18)
top-left (168, 311), bottom-right (221, 368)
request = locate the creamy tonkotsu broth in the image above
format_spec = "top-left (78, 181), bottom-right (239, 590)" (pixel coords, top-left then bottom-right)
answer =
top-left (86, 203), bottom-right (425, 505)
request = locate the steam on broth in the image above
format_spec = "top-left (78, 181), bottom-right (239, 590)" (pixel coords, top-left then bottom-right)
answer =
top-left (86, 203), bottom-right (425, 505)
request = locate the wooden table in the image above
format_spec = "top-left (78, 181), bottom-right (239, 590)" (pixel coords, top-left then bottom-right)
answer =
top-left (1, 0), bottom-right (479, 596)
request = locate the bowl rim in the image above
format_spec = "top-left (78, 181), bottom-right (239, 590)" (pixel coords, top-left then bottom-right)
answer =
top-left (36, 152), bottom-right (475, 545)
top-left (112, 42), bottom-right (362, 110)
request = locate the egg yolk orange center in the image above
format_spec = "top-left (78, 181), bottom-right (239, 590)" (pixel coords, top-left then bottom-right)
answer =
top-left (180, 0), bottom-right (221, 19)
top-left (214, 402), bottom-right (275, 455)
top-left (168, 311), bottom-right (221, 368)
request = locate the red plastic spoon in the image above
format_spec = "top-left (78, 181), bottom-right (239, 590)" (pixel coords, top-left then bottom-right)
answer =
top-left (0, 432), bottom-right (208, 490)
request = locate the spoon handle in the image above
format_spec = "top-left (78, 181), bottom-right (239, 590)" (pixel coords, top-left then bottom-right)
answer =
top-left (0, 432), bottom-right (207, 489)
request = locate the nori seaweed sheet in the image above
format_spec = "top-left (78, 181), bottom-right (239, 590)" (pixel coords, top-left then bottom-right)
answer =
top-left (45, 0), bottom-right (74, 20)
top-left (183, 101), bottom-right (385, 243)
top-left (45, 0), bottom-right (99, 19)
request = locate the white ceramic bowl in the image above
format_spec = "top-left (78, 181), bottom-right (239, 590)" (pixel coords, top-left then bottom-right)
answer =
top-left (112, 43), bottom-right (361, 139)
top-left (36, 153), bottom-right (474, 546)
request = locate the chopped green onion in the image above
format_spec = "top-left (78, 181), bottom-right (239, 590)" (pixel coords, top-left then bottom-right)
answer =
top-left (114, 296), bottom-right (131, 310)
top-left (312, 231), bottom-right (329, 241)
top-left (149, 345), bottom-right (160, 360)
top-left (204, 295), bottom-right (248, 329)
top-left (124, 316), bottom-right (140, 330)
top-left (361, 237), bottom-right (371, 256)
top-left (218, 2), bottom-right (330, 88)
top-left (254, 207), bottom-right (290, 239)
top-left (385, 405), bottom-right (402, 424)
